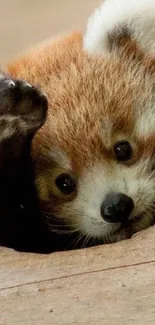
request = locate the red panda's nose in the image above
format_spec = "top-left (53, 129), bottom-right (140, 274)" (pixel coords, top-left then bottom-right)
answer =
top-left (101, 192), bottom-right (134, 223)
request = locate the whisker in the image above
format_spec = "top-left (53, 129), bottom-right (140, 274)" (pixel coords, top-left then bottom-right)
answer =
top-left (81, 234), bottom-right (91, 248)
top-left (41, 210), bottom-right (76, 221)
top-left (47, 224), bottom-right (77, 235)
top-left (69, 232), bottom-right (85, 249)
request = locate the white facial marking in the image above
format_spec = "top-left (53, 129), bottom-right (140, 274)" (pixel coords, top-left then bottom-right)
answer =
top-left (50, 148), bottom-right (72, 170)
top-left (68, 161), bottom-right (155, 240)
top-left (136, 100), bottom-right (155, 137)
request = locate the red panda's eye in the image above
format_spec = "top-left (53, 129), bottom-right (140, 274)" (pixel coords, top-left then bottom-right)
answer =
top-left (55, 173), bottom-right (76, 195)
top-left (114, 141), bottom-right (132, 162)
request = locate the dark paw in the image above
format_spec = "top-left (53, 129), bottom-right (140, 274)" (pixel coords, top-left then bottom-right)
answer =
top-left (0, 75), bottom-right (48, 134)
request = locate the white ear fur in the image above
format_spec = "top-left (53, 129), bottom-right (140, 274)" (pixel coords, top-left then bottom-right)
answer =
top-left (83, 0), bottom-right (155, 56)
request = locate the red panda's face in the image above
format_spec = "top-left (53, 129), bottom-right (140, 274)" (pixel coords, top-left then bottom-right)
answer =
top-left (33, 53), bottom-right (155, 244)
top-left (8, 0), bottom-right (155, 245)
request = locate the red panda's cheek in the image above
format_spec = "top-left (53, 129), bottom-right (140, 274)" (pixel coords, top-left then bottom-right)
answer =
top-left (35, 175), bottom-right (49, 202)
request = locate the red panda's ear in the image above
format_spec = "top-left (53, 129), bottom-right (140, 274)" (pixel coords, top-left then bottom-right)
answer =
top-left (83, 0), bottom-right (155, 64)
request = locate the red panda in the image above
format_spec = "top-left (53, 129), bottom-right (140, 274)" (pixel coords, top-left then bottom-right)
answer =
top-left (6, 0), bottom-right (155, 245)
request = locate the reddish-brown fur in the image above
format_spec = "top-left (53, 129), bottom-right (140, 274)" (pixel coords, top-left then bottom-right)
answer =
top-left (7, 33), bottom-right (154, 159)
top-left (5, 28), bottom-right (155, 243)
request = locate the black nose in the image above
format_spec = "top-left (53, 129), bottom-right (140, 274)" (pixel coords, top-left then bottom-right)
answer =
top-left (101, 192), bottom-right (134, 223)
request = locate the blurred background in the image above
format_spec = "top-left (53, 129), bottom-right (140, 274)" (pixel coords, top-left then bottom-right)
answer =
top-left (0, 0), bottom-right (98, 64)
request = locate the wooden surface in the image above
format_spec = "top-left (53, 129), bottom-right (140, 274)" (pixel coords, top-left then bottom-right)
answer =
top-left (1, 226), bottom-right (155, 325)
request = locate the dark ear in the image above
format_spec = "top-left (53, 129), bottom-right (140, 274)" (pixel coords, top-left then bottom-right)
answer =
top-left (83, 0), bottom-right (155, 65)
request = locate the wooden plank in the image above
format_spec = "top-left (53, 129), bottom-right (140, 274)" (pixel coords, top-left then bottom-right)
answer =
top-left (0, 226), bottom-right (155, 290)
top-left (1, 260), bottom-right (155, 325)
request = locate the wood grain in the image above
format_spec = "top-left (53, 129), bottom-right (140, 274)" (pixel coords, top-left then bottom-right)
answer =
top-left (1, 263), bottom-right (155, 325)
top-left (0, 226), bottom-right (155, 290)
top-left (0, 226), bottom-right (155, 324)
